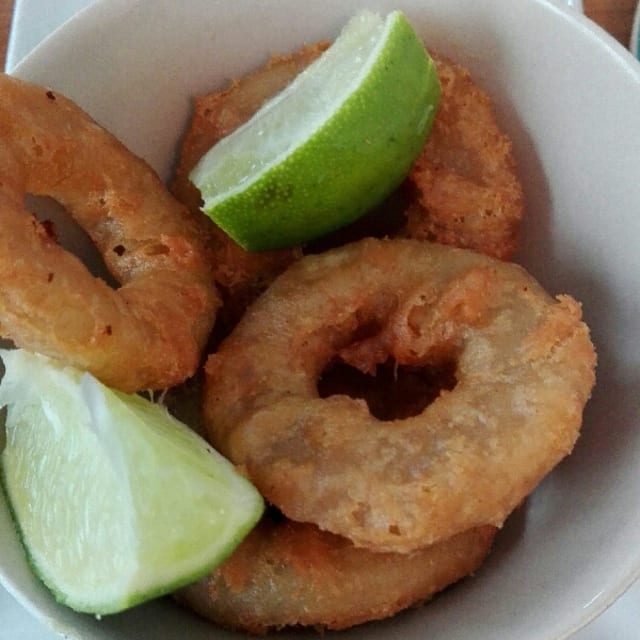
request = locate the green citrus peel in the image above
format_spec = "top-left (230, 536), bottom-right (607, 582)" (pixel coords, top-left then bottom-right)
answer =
top-left (190, 9), bottom-right (441, 251)
top-left (0, 348), bottom-right (264, 615)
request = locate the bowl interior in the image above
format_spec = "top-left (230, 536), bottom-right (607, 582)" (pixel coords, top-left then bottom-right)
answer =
top-left (3, 0), bottom-right (640, 639)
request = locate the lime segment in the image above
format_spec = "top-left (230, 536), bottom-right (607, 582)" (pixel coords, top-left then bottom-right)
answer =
top-left (190, 10), bottom-right (441, 251)
top-left (0, 349), bottom-right (264, 615)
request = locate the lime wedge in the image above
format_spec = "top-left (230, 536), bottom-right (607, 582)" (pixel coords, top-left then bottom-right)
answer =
top-left (190, 10), bottom-right (441, 251)
top-left (0, 349), bottom-right (264, 615)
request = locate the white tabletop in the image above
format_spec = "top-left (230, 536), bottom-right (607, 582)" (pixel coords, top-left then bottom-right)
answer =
top-left (2, 1), bottom-right (639, 638)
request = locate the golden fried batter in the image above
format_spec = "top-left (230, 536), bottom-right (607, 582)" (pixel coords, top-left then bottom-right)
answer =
top-left (176, 514), bottom-right (496, 633)
top-left (204, 238), bottom-right (596, 553)
top-left (0, 74), bottom-right (218, 392)
top-left (404, 56), bottom-right (523, 259)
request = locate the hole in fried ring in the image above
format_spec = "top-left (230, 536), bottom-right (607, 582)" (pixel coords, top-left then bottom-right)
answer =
top-left (23, 195), bottom-right (118, 284)
top-left (203, 238), bottom-right (596, 553)
top-left (318, 358), bottom-right (457, 422)
top-left (0, 74), bottom-right (219, 392)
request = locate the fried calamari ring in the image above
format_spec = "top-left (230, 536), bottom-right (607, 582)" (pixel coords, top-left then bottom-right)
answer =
top-left (204, 238), bottom-right (596, 553)
top-left (176, 513), bottom-right (496, 633)
top-left (0, 73), bottom-right (219, 392)
top-left (404, 56), bottom-right (523, 259)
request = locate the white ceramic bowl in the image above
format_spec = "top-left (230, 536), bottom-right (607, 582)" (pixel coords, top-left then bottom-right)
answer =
top-left (2, 0), bottom-right (640, 638)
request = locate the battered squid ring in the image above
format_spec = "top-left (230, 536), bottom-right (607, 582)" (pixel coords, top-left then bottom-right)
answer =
top-left (176, 514), bottom-right (497, 633)
top-left (204, 238), bottom-right (596, 553)
top-left (0, 74), bottom-right (219, 392)
top-left (404, 56), bottom-right (524, 260)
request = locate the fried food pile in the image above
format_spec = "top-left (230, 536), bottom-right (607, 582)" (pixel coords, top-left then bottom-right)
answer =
top-left (0, 34), bottom-right (595, 638)
top-left (168, 45), bottom-right (596, 633)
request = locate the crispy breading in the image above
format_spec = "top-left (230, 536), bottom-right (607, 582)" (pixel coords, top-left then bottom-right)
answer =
top-left (0, 73), bottom-right (218, 392)
top-left (404, 56), bottom-right (524, 259)
top-left (176, 515), bottom-right (496, 634)
top-left (203, 239), bottom-right (596, 553)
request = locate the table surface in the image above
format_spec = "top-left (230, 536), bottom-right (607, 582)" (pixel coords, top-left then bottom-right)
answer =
top-left (1, 0), bottom-right (13, 66)
top-left (0, 0), bottom-right (638, 66)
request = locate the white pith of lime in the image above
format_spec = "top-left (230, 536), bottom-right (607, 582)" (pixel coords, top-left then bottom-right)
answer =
top-left (0, 348), bottom-right (264, 615)
top-left (190, 9), bottom-right (441, 251)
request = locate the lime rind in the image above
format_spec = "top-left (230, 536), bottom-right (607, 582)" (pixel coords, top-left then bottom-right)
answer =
top-left (191, 10), bottom-right (441, 252)
top-left (192, 10), bottom-right (388, 207)
top-left (0, 349), bottom-right (264, 615)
